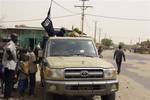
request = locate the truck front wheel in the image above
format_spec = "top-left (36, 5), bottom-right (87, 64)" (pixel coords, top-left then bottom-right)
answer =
top-left (44, 92), bottom-right (67, 100)
top-left (101, 93), bottom-right (115, 100)
top-left (43, 93), bottom-right (54, 100)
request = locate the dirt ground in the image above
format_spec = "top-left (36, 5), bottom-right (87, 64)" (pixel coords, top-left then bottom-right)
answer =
top-left (0, 50), bottom-right (150, 100)
top-left (116, 75), bottom-right (150, 100)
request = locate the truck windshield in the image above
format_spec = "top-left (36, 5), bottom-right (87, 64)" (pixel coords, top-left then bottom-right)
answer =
top-left (49, 39), bottom-right (97, 57)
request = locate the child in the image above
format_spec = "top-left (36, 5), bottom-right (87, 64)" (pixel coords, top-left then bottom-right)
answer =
top-left (18, 54), bottom-right (29, 98)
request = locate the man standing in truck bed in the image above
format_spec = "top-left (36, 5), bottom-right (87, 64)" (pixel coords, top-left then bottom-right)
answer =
top-left (113, 45), bottom-right (126, 74)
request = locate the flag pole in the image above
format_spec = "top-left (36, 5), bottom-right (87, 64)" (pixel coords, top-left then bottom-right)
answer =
top-left (41, 0), bottom-right (55, 36)
top-left (48, 0), bottom-right (53, 17)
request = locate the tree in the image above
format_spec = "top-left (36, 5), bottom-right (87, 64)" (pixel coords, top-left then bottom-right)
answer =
top-left (119, 42), bottom-right (125, 47)
top-left (101, 38), bottom-right (113, 48)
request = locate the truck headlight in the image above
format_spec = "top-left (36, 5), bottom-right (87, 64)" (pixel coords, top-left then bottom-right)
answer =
top-left (51, 69), bottom-right (64, 79)
top-left (44, 67), bottom-right (64, 79)
top-left (104, 68), bottom-right (117, 79)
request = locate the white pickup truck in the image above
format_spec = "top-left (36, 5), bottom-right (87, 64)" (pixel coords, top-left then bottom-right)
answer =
top-left (40, 37), bottom-right (118, 100)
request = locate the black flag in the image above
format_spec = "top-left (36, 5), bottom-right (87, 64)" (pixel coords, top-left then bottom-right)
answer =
top-left (41, 17), bottom-right (55, 36)
top-left (41, 0), bottom-right (55, 36)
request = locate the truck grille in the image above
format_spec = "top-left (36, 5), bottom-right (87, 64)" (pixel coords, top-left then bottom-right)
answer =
top-left (65, 68), bottom-right (103, 79)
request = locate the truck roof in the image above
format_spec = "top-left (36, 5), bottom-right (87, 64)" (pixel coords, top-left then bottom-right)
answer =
top-left (49, 36), bottom-right (93, 40)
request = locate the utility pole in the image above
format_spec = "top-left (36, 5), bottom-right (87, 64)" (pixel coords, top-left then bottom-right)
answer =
top-left (75, 0), bottom-right (92, 34)
top-left (72, 25), bottom-right (74, 30)
top-left (94, 21), bottom-right (97, 43)
top-left (105, 33), bottom-right (106, 38)
top-left (130, 40), bottom-right (132, 45)
top-left (139, 37), bottom-right (141, 43)
top-left (99, 28), bottom-right (101, 43)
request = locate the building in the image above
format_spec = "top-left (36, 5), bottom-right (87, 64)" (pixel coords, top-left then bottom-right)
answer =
top-left (0, 27), bottom-right (45, 49)
top-left (0, 27), bottom-right (79, 49)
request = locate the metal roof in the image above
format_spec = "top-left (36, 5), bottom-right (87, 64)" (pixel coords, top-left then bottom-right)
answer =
top-left (0, 27), bottom-right (69, 31)
top-left (0, 27), bottom-right (44, 31)
top-left (49, 36), bottom-right (93, 40)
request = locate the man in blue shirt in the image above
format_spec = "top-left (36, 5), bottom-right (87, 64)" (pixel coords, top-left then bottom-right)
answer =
top-left (113, 45), bottom-right (126, 74)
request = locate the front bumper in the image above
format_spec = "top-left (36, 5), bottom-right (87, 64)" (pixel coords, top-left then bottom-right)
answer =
top-left (44, 80), bottom-right (119, 96)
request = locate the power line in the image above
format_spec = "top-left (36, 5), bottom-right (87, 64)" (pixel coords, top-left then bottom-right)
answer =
top-left (53, 14), bottom-right (80, 19)
top-left (99, 28), bottom-right (101, 43)
top-left (0, 0), bottom-right (79, 23)
top-left (53, 0), bottom-right (78, 14)
top-left (0, 14), bottom-right (80, 23)
top-left (86, 14), bottom-right (150, 21)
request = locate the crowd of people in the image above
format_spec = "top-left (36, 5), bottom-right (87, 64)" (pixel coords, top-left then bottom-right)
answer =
top-left (0, 28), bottom-right (66, 100)
top-left (0, 33), bottom-right (38, 100)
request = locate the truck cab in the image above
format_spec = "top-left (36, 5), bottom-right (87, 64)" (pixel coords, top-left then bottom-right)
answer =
top-left (40, 37), bottom-right (118, 100)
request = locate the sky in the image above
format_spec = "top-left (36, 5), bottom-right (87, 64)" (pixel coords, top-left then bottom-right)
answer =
top-left (0, 0), bottom-right (150, 44)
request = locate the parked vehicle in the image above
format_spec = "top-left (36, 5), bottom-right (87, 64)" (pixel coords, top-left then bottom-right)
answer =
top-left (134, 47), bottom-right (150, 54)
top-left (39, 37), bottom-right (119, 100)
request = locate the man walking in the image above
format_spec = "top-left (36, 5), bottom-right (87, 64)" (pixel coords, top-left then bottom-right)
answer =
top-left (2, 33), bottom-right (18, 99)
top-left (113, 45), bottom-right (126, 74)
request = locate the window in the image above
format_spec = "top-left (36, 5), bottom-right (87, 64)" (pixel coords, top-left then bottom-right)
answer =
top-left (48, 39), bottom-right (97, 57)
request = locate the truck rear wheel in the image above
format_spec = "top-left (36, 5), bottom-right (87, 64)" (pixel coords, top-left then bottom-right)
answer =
top-left (101, 93), bottom-right (115, 100)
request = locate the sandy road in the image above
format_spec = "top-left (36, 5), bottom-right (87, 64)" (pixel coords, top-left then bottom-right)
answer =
top-left (101, 50), bottom-right (150, 100)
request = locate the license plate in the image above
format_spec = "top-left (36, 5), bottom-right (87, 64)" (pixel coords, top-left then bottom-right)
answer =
top-left (65, 85), bottom-right (93, 90)
top-left (78, 86), bottom-right (93, 90)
